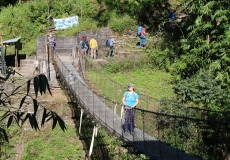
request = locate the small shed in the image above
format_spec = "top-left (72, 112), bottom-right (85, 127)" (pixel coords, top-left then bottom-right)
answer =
top-left (3, 37), bottom-right (22, 68)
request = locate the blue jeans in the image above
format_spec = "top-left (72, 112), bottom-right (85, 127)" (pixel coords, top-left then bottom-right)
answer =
top-left (108, 46), bottom-right (115, 57)
top-left (124, 108), bottom-right (135, 133)
top-left (140, 36), bottom-right (146, 47)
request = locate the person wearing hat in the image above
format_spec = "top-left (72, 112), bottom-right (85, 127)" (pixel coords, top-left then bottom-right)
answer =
top-left (122, 83), bottom-right (139, 134)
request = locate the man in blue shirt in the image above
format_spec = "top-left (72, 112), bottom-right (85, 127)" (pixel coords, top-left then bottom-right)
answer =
top-left (107, 35), bottom-right (116, 57)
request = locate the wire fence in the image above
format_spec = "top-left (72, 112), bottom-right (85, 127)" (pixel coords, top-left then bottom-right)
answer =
top-left (51, 41), bottom-right (230, 160)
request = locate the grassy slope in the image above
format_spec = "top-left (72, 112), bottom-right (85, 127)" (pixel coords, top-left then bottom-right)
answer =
top-left (1, 81), bottom-right (146, 160)
top-left (19, 90), bottom-right (85, 159)
top-left (107, 68), bottom-right (175, 100)
top-left (21, 125), bottom-right (84, 160)
top-left (0, 1), bottom-right (179, 159)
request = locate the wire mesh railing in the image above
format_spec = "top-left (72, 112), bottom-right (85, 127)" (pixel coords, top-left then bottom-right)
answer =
top-left (84, 57), bottom-right (230, 117)
top-left (76, 48), bottom-right (230, 160)
top-left (51, 42), bottom-right (230, 159)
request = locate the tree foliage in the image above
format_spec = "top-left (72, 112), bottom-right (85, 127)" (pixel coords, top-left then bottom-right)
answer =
top-left (175, 1), bottom-right (230, 81)
top-left (0, 0), bottom-right (100, 55)
top-left (103, 0), bottom-right (172, 31)
top-left (173, 71), bottom-right (230, 111)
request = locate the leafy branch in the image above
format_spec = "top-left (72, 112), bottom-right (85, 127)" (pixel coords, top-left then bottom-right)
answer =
top-left (0, 70), bottom-right (67, 142)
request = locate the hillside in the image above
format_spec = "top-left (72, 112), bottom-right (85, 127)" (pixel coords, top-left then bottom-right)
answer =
top-left (1, 0), bottom-right (230, 159)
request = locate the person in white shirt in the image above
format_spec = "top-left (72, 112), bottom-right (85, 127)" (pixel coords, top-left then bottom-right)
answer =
top-left (34, 58), bottom-right (39, 72)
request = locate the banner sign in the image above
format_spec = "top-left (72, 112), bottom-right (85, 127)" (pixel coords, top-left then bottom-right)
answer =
top-left (53, 16), bottom-right (78, 30)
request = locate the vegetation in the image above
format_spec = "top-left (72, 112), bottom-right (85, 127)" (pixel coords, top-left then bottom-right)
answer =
top-left (85, 0), bottom-right (230, 159)
top-left (0, 71), bottom-right (66, 159)
top-left (1, 0), bottom-right (230, 159)
top-left (22, 125), bottom-right (83, 160)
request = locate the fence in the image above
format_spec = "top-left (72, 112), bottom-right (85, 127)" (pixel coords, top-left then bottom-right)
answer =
top-left (50, 38), bottom-right (230, 159)
top-left (77, 49), bottom-right (230, 159)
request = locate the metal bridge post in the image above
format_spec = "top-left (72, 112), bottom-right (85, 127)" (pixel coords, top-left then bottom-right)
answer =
top-left (88, 124), bottom-right (99, 158)
top-left (113, 101), bottom-right (117, 130)
top-left (79, 108), bottom-right (84, 134)
top-left (156, 115), bottom-right (162, 159)
top-left (121, 104), bottom-right (124, 120)
top-left (72, 45), bottom-right (76, 59)
top-left (121, 104), bottom-right (125, 135)
top-left (113, 102), bottom-right (117, 115)
top-left (95, 124), bottom-right (99, 137)
top-left (141, 110), bottom-right (146, 151)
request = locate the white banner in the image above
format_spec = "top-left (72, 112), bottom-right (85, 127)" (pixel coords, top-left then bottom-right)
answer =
top-left (53, 16), bottom-right (79, 30)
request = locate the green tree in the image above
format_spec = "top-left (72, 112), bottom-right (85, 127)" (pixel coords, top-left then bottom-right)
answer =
top-left (173, 71), bottom-right (230, 159)
top-left (173, 71), bottom-right (230, 111)
top-left (103, 0), bottom-right (171, 31)
top-left (176, 0), bottom-right (230, 83)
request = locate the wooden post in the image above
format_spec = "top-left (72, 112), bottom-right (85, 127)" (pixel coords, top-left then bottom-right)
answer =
top-left (0, 34), bottom-right (6, 75)
top-left (0, 34), bottom-right (2, 46)
top-left (15, 46), bottom-right (18, 68)
top-left (1, 46), bottom-right (6, 75)
top-left (0, 34), bottom-right (4, 62)
top-left (46, 35), bottom-right (50, 81)
top-left (45, 34), bottom-right (48, 60)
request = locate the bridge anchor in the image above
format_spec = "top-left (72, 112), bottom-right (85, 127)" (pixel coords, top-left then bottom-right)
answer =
top-left (79, 108), bottom-right (84, 134)
top-left (88, 124), bottom-right (99, 158)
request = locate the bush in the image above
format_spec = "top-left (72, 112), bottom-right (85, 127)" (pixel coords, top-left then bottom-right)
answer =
top-left (108, 13), bottom-right (136, 33)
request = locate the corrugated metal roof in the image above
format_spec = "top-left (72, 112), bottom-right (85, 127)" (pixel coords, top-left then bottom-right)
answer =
top-left (3, 37), bottom-right (21, 44)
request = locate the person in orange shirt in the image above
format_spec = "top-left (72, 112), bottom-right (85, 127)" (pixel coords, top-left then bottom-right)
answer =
top-left (89, 36), bottom-right (98, 59)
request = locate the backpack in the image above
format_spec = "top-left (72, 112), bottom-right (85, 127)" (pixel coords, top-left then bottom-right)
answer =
top-left (137, 26), bottom-right (143, 37)
top-left (106, 39), bottom-right (110, 47)
top-left (82, 41), bottom-right (88, 49)
top-left (141, 28), bottom-right (145, 36)
top-left (168, 11), bottom-right (174, 19)
top-left (106, 38), bottom-right (113, 47)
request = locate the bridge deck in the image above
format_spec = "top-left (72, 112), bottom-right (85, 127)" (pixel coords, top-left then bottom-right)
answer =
top-left (56, 55), bottom-right (199, 160)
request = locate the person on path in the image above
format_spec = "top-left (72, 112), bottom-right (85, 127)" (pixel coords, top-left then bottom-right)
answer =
top-left (34, 57), bottom-right (39, 71)
top-left (140, 26), bottom-right (147, 48)
top-left (47, 34), bottom-right (56, 51)
top-left (107, 35), bottom-right (116, 57)
top-left (89, 36), bottom-right (98, 59)
top-left (80, 36), bottom-right (89, 55)
top-left (122, 83), bottom-right (139, 134)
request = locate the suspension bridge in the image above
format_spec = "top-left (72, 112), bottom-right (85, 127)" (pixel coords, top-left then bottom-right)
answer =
top-left (34, 34), bottom-right (228, 160)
